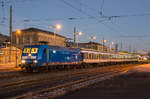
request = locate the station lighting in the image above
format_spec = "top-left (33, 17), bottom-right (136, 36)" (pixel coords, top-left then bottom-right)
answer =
top-left (55, 24), bottom-right (62, 30)
top-left (16, 29), bottom-right (22, 35)
top-left (16, 29), bottom-right (22, 68)
top-left (77, 31), bottom-right (83, 47)
top-left (103, 39), bottom-right (107, 43)
top-left (49, 24), bottom-right (62, 45)
top-left (93, 36), bottom-right (96, 40)
top-left (78, 32), bottom-right (83, 36)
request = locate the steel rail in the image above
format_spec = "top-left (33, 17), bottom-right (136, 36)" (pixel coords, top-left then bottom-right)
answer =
top-left (0, 64), bottom-right (126, 90)
top-left (0, 64), bottom-right (138, 98)
top-left (14, 69), bottom-right (128, 99)
top-left (0, 66), bottom-right (114, 91)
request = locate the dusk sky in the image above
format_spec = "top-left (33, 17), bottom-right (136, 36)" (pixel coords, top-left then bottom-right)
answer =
top-left (0, 0), bottom-right (150, 52)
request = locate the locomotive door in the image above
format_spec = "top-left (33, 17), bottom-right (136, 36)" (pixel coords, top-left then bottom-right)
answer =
top-left (43, 48), bottom-right (49, 70)
top-left (43, 48), bottom-right (49, 64)
top-left (46, 48), bottom-right (49, 64)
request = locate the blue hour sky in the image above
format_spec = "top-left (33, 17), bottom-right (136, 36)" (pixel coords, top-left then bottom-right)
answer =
top-left (0, 0), bottom-right (150, 52)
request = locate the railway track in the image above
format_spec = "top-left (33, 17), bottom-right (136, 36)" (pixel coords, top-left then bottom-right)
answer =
top-left (0, 63), bottom-right (144, 80)
top-left (0, 71), bottom-right (36, 80)
top-left (0, 64), bottom-right (134, 98)
top-left (14, 69), bottom-right (128, 99)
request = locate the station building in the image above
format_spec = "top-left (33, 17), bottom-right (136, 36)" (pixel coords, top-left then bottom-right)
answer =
top-left (12, 27), bottom-right (67, 49)
top-left (0, 33), bottom-right (9, 48)
top-left (0, 47), bottom-right (21, 64)
top-left (66, 41), bottom-right (108, 52)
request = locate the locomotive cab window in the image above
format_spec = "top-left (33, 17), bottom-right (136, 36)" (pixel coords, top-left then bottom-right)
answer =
top-left (31, 48), bottom-right (38, 53)
top-left (23, 48), bottom-right (38, 53)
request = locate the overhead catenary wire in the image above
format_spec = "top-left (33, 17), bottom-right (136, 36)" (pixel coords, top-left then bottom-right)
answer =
top-left (59, 0), bottom-right (123, 34)
top-left (99, 0), bottom-right (104, 16)
top-left (1, 0), bottom-right (150, 33)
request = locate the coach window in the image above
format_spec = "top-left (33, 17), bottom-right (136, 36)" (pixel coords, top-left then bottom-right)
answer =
top-left (105, 54), bottom-right (108, 59)
top-left (87, 53), bottom-right (89, 59)
top-left (103, 54), bottom-right (105, 59)
top-left (104, 54), bottom-right (106, 59)
top-left (97, 54), bottom-right (99, 59)
top-left (95, 54), bottom-right (97, 59)
top-left (106, 55), bottom-right (108, 59)
top-left (88, 53), bottom-right (90, 59)
top-left (108, 55), bottom-right (110, 59)
top-left (101, 54), bottom-right (103, 59)
top-left (83, 53), bottom-right (86, 59)
top-left (102, 54), bottom-right (104, 59)
top-left (86, 53), bottom-right (88, 59)
top-left (96, 54), bottom-right (98, 59)
top-left (110, 55), bottom-right (112, 59)
top-left (90, 54), bottom-right (92, 59)
top-left (91, 53), bottom-right (93, 59)
top-left (100, 54), bottom-right (102, 59)
top-left (99, 54), bottom-right (101, 59)
top-left (91, 54), bottom-right (93, 59)
top-left (84, 53), bottom-right (87, 59)
top-left (93, 54), bottom-right (95, 59)
top-left (93, 54), bottom-right (94, 59)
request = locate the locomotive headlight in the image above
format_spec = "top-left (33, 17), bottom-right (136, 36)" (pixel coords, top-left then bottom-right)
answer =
top-left (28, 53), bottom-right (32, 56)
top-left (33, 60), bottom-right (38, 63)
top-left (21, 60), bottom-right (26, 64)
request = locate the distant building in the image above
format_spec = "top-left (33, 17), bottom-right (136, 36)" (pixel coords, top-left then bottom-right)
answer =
top-left (0, 33), bottom-right (9, 48)
top-left (12, 27), bottom-right (67, 48)
top-left (0, 47), bottom-right (21, 64)
top-left (66, 41), bottom-right (108, 52)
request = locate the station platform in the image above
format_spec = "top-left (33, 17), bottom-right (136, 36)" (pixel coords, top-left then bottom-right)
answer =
top-left (56, 63), bottom-right (150, 99)
top-left (0, 63), bottom-right (20, 72)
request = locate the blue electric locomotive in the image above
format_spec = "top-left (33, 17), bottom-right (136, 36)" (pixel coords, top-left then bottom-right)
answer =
top-left (20, 45), bottom-right (82, 71)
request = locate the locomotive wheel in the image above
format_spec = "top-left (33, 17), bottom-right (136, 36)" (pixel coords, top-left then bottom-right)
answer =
top-left (26, 67), bottom-right (33, 72)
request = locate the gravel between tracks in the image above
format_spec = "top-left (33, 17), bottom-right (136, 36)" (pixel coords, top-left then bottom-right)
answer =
top-left (55, 65), bottom-right (150, 99)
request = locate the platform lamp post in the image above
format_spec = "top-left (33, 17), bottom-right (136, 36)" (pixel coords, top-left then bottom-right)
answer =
top-left (109, 41), bottom-right (114, 52)
top-left (49, 24), bottom-right (62, 46)
top-left (102, 38), bottom-right (107, 52)
top-left (77, 32), bottom-right (83, 48)
top-left (15, 29), bottom-right (21, 68)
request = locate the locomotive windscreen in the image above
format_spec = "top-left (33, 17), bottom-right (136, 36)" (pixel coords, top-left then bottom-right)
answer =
top-left (23, 48), bottom-right (38, 54)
